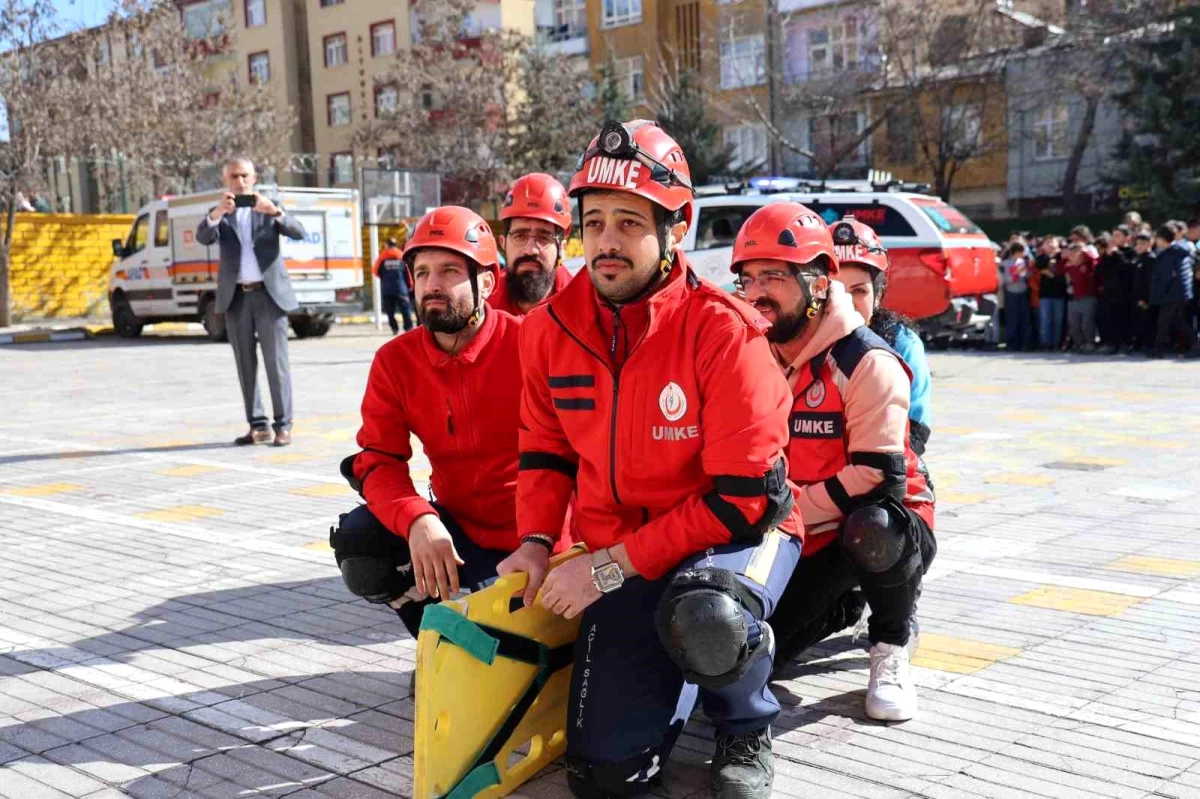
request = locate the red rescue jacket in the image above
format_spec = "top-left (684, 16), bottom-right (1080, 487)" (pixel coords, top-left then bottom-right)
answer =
top-left (487, 264), bottom-right (573, 317)
top-left (517, 255), bottom-right (801, 581)
top-left (350, 309), bottom-right (526, 551)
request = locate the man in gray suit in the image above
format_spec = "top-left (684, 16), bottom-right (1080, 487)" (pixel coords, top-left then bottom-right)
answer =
top-left (196, 156), bottom-right (306, 446)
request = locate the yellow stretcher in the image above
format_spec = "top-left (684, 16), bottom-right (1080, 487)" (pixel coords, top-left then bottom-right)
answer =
top-left (413, 548), bottom-right (585, 799)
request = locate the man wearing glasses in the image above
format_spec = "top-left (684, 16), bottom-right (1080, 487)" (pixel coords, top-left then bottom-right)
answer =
top-left (489, 173), bottom-right (575, 317)
top-left (729, 205), bottom-right (936, 723)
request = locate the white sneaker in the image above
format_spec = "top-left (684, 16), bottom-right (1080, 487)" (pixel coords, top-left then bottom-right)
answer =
top-left (866, 642), bottom-right (917, 721)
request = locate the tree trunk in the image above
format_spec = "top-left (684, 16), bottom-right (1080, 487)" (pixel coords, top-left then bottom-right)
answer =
top-left (0, 199), bottom-right (17, 328)
top-left (1062, 94), bottom-right (1099, 214)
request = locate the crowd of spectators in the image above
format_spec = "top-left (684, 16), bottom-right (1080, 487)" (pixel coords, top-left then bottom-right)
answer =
top-left (995, 212), bottom-right (1199, 358)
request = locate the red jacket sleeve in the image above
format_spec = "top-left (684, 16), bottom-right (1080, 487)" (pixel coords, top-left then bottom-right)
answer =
top-left (516, 314), bottom-right (578, 542)
top-left (624, 307), bottom-right (796, 580)
top-left (351, 348), bottom-right (436, 538)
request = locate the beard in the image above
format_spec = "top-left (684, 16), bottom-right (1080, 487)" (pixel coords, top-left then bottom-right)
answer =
top-left (753, 297), bottom-right (810, 344)
top-left (508, 258), bottom-right (557, 305)
top-left (420, 293), bottom-right (474, 334)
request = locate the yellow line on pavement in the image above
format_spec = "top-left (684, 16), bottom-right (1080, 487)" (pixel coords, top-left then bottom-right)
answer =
top-left (1009, 585), bottom-right (1141, 616)
top-left (159, 464), bottom-right (222, 477)
top-left (1, 482), bottom-right (84, 497)
top-left (290, 484), bottom-right (352, 497)
top-left (1106, 555), bottom-right (1200, 578)
top-left (983, 473), bottom-right (1056, 487)
top-left (136, 505), bottom-right (226, 522)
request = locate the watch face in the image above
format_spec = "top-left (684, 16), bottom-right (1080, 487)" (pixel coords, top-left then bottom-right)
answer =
top-left (593, 562), bottom-right (624, 593)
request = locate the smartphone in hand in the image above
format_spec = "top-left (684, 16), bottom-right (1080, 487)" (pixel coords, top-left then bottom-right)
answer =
top-left (234, 194), bottom-right (256, 208)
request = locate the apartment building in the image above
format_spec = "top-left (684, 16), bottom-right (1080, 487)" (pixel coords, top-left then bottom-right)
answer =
top-left (179, 0), bottom-right (315, 185)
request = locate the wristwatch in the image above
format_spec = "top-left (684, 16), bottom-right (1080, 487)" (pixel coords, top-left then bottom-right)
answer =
top-left (591, 548), bottom-right (625, 593)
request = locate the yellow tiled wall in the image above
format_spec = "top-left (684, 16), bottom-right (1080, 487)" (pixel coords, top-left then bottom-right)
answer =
top-left (7, 214), bottom-right (135, 321)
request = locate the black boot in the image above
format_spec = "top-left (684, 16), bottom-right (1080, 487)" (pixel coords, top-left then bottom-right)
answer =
top-left (710, 726), bottom-right (773, 799)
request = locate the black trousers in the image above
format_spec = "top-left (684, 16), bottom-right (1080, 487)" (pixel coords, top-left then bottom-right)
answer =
top-left (382, 293), bottom-right (415, 334)
top-left (1153, 300), bottom-right (1196, 354)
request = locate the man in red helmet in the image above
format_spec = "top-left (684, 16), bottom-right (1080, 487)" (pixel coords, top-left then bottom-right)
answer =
top-left (489, 173), bottom-right (575, 316)
top-left (328, 206), bottom-right (528, 638)
top-left (730, 206), bottom-right (935, 722)
top-left (497, 120), bottom-right (800, 799)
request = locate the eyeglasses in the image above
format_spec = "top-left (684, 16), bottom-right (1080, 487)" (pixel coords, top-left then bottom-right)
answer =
top-left (507, 231), bottom-right (557, 250)
top-left (734, 269), bottom-right (819, 294)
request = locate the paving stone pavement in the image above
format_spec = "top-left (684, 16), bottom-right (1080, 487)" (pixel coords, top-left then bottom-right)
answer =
top-left (2, 330), bottom-right (1199, 798)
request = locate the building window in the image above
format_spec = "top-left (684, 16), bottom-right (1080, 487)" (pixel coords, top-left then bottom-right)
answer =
top-left (248, 51), bottom-right (270, 84)
top-left (375, 84), bottom-right (398, 117)
top-left (93, 37), bottom-right (111, 67)
top-left (555, 0), bottom-right (586, 30)
top-left (320, 0), bottom-right (343, 6)
top-left (1033, 102), bottom-right (1069, 160)
top-left (182, 0), bottom-right (231, 39)
top-left (886, 111), bottom-right (915, 163)
top-left (807, 17), bottom-right (858, 77)
top-left (944, 104), bottom-right (982, 158)
top-left (244, 0), bottom-right (265, 27)
top-left (810, 112), bottom-right (868, 166)
top-left (324, 33), bottom-right (348, 67)
top-left (371, 21), bottom-right (396, 57)
top-left (724, 124), bottom-right (768, 171)
top-left (720, 34), bottom-right (765, 89)
top-left (328, 92), bottom-right (351, 126)
top-left (331, 153), bottom-right (354, 185)
top-left (601, 0), bottom-right (642, 28)
top-left (616, 56), bottom-right (644, 104)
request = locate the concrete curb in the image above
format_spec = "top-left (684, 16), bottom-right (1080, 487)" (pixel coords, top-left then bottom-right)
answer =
top-left (0, 329), bottom-right (90, 345)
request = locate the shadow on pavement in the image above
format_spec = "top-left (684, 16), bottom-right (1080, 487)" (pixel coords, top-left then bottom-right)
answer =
top-left (0, 668), bottom-right (415, 798)
top-left (0, 442), bottom-right (234, 466)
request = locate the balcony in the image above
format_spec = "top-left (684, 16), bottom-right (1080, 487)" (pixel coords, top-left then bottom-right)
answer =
top-left (536, 23), bottom-right (588, 57)
top-left (784, 59), bottom-right (880, 86)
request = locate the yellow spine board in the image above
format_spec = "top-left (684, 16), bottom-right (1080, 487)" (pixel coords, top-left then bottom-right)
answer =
top-left (414, 549), bottom-right (585, 799)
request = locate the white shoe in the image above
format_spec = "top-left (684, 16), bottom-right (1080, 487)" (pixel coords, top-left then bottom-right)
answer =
top-left (866, 642), bottom-right (917, 721)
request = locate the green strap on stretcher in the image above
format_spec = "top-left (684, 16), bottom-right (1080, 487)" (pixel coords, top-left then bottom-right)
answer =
top-left (418, 603), bottom-right (574, 799)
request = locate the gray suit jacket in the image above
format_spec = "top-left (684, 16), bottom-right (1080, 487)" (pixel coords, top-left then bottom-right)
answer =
top-left (195, 209), bottom-right (306, 313)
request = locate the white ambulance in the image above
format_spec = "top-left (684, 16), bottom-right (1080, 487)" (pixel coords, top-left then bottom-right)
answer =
top-left (108, 187), bottom-right (363, 340)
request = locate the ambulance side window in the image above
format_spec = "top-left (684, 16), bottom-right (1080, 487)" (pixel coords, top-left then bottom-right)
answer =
top-left (694, 206), bottom-right (757, 251)
top-left (126, 214), bottom-right (150, 256)
top-left (153, 210), bottom-right (169, 248)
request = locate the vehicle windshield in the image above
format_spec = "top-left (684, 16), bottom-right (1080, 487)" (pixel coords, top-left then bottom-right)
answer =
top-left (914, 200), bottom-right (984, 235)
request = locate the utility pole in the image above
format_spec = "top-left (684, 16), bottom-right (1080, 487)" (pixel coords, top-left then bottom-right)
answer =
top-left (765, 0), bottom-right (784, 174)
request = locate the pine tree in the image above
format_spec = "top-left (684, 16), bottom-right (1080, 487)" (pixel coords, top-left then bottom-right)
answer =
top-left (1113, 10), bottom-right (1200, 218)
top-left (593, 54), bottom-right (629, 125)
top-left (652, 67), bottom-right (749, 185)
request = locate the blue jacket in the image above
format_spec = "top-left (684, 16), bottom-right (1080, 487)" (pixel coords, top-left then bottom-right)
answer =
top-left (893, 324), bottom-right (932, 454)
top-left (1149, 241), bottom-right (1195, 305)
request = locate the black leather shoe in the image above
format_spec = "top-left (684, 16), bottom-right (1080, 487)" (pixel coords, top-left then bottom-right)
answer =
top-left (235, 428), bottom-right (272, 446)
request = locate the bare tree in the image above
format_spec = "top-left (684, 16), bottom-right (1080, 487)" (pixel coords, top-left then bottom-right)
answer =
top-left (357, 0), bottom-right (590, 207)
top-left (0, 0), bottom-right (89, 326)
top-left (875, 0), bottom-right (1019, 199)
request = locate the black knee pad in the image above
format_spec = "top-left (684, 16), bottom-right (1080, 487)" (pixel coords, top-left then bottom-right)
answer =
top-left (566, 754), bottom-right (662, 799)
top-left (654, 567), bottom-right (768, 690)
top-left (839, 500), bottom-right (920, 585)
top-left (329, 505), bottom-right (413, 604)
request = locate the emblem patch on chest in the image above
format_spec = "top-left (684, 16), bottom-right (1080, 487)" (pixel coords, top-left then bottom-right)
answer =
top-left (659, 382), bottom-right (688, 422)
top-left (804, 379), bottom-right (827, 408)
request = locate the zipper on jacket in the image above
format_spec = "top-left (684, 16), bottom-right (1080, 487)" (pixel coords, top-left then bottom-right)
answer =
top-left (608, 307), bottom-right (623, 505)
top-left (446, 399), bottom-right (455, 436)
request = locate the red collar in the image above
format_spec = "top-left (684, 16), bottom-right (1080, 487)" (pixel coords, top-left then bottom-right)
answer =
top-left (420, 304), bottom-right (499, 367)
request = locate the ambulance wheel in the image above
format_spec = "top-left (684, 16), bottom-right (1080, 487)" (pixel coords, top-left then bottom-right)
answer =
top-left (291, 317), bottom-right (331, 338)
top-left (201, 297), bottom-right (227, 343)
top-left (111, 293), bottom-right (143, 339)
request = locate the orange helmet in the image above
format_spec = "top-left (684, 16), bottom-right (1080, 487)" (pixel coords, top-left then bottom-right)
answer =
top-left (402, 206), bottom-right (500, 278)
top-left (569, 120), bottom-right (695, 228)
top-left (829, 216), bottom-right (888, 274)
top-left (730, 202), bottom-right (839, 275)
top-left (501, 173), bottom-right (572, 235)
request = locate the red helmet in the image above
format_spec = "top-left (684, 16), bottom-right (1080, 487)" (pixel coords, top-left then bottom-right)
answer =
top-left (829, 216), bottom-right (888, 274)
top-left (501, 173), bottom-right (572, 236)
top-left (568, 120), bottom-right (695, 228)
top-left (730, 202), bottom-right (839, 275)
top-left (403, 206), bottom-right (500, 277)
